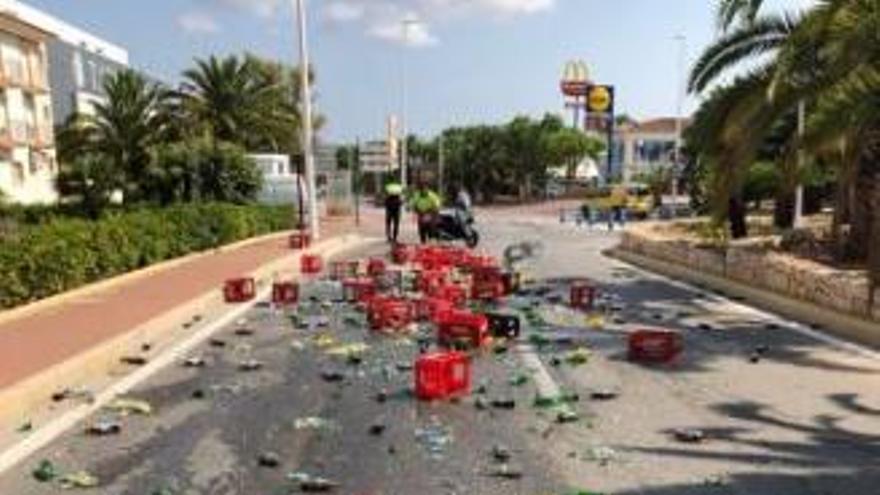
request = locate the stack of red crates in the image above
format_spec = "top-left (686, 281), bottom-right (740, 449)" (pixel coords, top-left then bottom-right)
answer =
top-left (415, 351), bottom-right (471, 401)
top-left (368, 298), bottom-right (415, 332)
top-left (367, 258), bottom-right (387, 278)
top-left (418, 270), bottom-right (448, 294)
top-left (415, 297), bottom-right (454, 324)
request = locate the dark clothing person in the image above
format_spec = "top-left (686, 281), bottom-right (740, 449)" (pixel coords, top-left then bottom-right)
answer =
top-left (384, 182), bottom-right (404, 243)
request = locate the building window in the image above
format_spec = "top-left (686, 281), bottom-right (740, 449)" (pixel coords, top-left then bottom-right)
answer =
top-left (88, 60), bottom-right (97, 91)
top-left (73, 52), bottom-right (84, 88)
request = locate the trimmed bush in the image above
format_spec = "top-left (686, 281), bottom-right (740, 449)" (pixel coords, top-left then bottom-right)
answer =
top-left (0, 203), bottom-right (295, 309)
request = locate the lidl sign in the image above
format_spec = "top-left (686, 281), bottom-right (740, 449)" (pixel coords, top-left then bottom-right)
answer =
top-left (586, 84), bottom-right (614, 115)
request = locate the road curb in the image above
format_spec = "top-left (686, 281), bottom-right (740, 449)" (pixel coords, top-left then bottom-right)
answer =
top-left (0, 233), bottom-right (381, 470)
top-left (607, 247), bottom-right (880, 349)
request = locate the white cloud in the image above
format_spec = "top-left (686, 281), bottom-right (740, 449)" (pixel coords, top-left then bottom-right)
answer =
top-left (369, 19), bottom-right (438, 47)
top-left (322, 0), bottom-right (554, 47)
top-left (324, 1), bottom-right (365, 23)
top-left (177, 11), bottom-right (221, 34)
top-left (199, 0), bottom-right (281, 18)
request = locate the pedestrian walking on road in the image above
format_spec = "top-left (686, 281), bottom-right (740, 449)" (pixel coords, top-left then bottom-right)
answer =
top-left (384, 179), bottom-right (404, 243)
top-left (410, 180), bottom-right (442, 244)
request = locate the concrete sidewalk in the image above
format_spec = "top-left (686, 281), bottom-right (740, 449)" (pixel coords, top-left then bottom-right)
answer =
top-left (0, 214), bottom-right (381, 394)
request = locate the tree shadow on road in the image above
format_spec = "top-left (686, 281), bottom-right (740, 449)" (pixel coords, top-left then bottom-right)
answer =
top-left (618, 395), bottom-right (880, 495)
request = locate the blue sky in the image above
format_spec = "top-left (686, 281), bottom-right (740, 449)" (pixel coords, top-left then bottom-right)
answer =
top-left (26, 0), bottom-right (812, 142)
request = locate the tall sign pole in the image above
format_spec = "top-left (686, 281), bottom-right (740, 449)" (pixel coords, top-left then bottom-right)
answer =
top-left (294, 0), bottom-right (319, 239)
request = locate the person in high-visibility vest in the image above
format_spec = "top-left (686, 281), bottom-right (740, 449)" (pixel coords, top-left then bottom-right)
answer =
top-left (384, 179), bottom-right (404, 243)
top-left (409, 179), bottom-right (442, 244)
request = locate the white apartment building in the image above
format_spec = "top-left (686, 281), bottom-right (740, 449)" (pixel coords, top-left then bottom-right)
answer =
top-left (616, 117), bottom-right (690, 183)
top-left (0, 11), bottom-right (56, 204)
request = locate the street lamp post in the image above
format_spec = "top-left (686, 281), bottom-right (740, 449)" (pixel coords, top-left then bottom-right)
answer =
top-left (673, 34), bottom-right (687, 204)
top-left (794, 99), bottom-right (806, 228)
top-left (293, 0), bottom-right (319, 239)
top-left (400, 19), bottom-right (420, 191)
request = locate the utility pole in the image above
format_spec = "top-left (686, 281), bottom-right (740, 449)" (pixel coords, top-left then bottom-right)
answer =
top-left (794, 99), bottom-right (806, 228)
top-left (673, 34), bottom-right (687, 205)
top-left (293, 0), bottom-right (319, 239)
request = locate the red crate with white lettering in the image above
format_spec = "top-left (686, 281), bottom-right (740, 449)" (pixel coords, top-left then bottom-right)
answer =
top-left (271, 281), bottom-right (299, 306)
top-left (367, 258), bottom-right (387, 278)
top-left (471, 267), bottom-right (506, 301)
top-left (368, 298), bottom-right (415, 332)
top-left (300, 254), bottom-right (324, 275)
top-left (342, 278), bottom-right (377, 303)
top-left (437, 310), bottom-right (491, 348)
top-left (415, 351), bottom-right (471, 401)
top-left (224, 277), bottom-right (256, 303)
top-left (288, 231), bottom-right (311, 250)
top-left (391, 243), bottom-right (413, 265)
top-left (570, 281), bottom-right (598, 310)
top-left (415, 297), bottom-right (454, 323)
top-left (628, 329), bottom-right (683, 364)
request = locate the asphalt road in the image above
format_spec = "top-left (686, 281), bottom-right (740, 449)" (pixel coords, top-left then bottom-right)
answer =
top-left (1, 214), bottom-right (878, 495)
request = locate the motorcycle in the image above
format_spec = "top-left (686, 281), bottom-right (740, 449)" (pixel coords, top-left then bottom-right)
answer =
top-left (431, 205), bottom-right (480, 248)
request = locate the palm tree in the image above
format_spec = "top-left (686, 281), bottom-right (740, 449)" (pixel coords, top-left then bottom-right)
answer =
top-left (56, 70), bottom-right (167, 205)
top-left (178, 55), bottom-right (280, 147)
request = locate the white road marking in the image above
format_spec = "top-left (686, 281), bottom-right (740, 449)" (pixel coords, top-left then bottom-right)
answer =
top-left (517, 343), bottom-right (561, 398)
top-left (0, 237), bottom-right (381, 477)
top-left (609, 258), bottom-right (880, 361)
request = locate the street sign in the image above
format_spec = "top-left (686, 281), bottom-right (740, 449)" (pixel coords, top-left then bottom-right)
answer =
top-left (560, 60), bottom-right (590, 97)
top-left (359, 141), bottom-right (397, 173)
top-left (586, 84), bottom-right (615, 115)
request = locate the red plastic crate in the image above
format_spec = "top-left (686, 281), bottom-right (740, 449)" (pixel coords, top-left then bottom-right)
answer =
top-left (300, 254), bottom-right (324, 275)
top-left (271, 281), bottom-right (299, 306)
top-left (628, 329), bottom-right (683, 364)
top-left (418, 270), bottom-right (447, 294)
top-left (463, 254), bottom-right (498, 272)
top-left (367, 258), bottom-right (387, 278)
top-left (437, 310), bottom-right (491, 348)
top-left (391, 244), bottom-right (412, 264)
top-left (471, 267), bottom-right (506, 301)
top-left (501, 271), bottom-right (522, 295)
top-left (342, 278), bottom-right (377, 303)
top-left (430, 284), bottom-right (468, 307)
top-left (415, 297), bottom-right (454, 323)
top-left (224, 277), bottom-right (256, 303)
top-left (369, 298), bottom-right (415, 332)
top-left (570, 281), bottom-right (598, 310)
top-left (415, 351), bottom-right (471, 401)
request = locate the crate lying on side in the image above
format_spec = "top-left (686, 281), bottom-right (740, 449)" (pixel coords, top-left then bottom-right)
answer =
top-left (415, 351), bottom-right (471, 401)
top-left (224, 277), bottom-right (256, 303)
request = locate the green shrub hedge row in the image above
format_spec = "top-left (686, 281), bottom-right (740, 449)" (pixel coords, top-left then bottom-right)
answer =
top-left (0, 203), bottom-right (296, 309)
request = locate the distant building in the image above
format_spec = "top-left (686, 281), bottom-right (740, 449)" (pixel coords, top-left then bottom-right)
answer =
top-left (250, 153), bottom-right (304, 205)
top-left (0, 10), bottom-right (57, 204)
top-left (615, 117), bottom-right (690, 183)
top-left (3, 0), bottom-right (130, 124)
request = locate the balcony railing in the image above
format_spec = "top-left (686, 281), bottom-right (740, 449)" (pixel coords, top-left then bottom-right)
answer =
top-left (28, 123), bottom-right (54, 148)
top-left (0, 58), bottom-right (49, 93)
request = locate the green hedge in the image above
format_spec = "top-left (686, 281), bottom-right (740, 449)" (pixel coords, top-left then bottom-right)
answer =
top-left (0, 203), bottom-right (296, 309)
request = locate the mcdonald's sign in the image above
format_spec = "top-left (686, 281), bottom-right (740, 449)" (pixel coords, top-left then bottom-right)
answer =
top-left (560, 60), bottom-right (590, 97)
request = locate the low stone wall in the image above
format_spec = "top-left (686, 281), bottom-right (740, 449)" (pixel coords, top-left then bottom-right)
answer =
top-left (620, 224), bottom-right (880, 322)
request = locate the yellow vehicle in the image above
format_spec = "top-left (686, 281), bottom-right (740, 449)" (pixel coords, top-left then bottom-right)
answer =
top-left (583, 184), bottom-right (655, 220)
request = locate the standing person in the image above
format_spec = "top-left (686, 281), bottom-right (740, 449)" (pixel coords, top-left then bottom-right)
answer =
top-left (410, 180), bottom-right (442, 244)
top-left (384, 179), bottom-right (404, 243)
